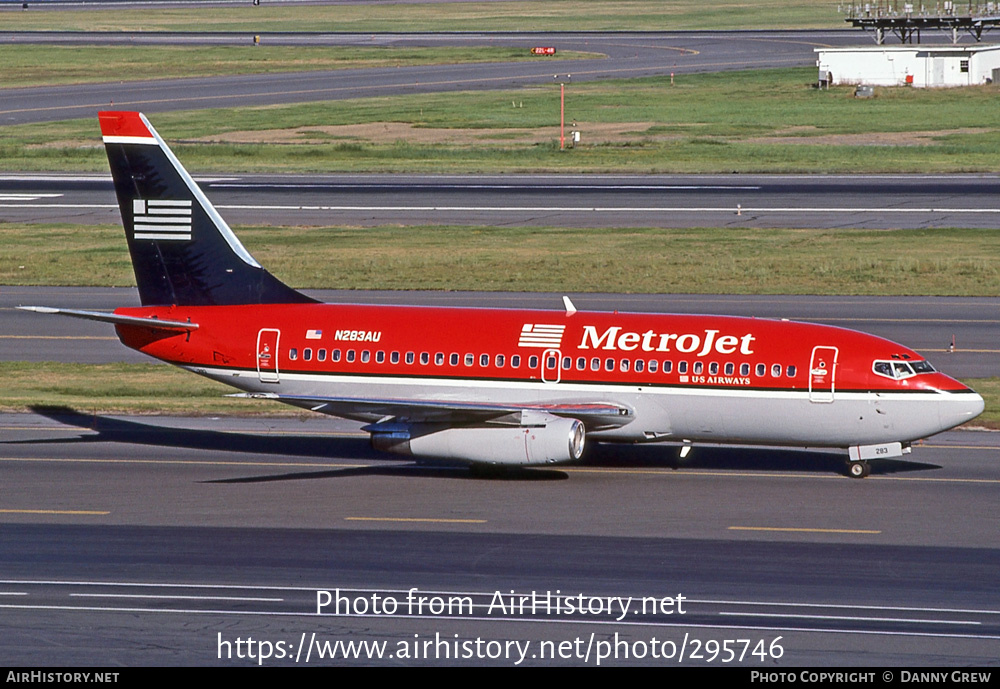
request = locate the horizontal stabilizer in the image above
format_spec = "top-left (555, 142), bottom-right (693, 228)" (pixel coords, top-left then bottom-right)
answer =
top-left (18, 306), bottom-right (198, 331)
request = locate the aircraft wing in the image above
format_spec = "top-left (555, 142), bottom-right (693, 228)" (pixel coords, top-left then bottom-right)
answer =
top-left (229, 392), bottom-right (633, 429)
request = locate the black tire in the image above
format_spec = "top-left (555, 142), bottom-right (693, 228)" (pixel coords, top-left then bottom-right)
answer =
top-left (848, 461), bottom-right (870, 479)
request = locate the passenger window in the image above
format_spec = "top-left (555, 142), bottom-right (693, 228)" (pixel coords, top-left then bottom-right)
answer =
top-left (605, 358), bottom-right (614, 371)
top-left (786, 365), bottom-right (796, 377)
top-left (450, 353), bottom-right (459, 366)
top-left (496, 354), bottom-right (505, 367)
top-left (756, 363), bottom-right (766, 376)
top-left (771, 364), bottom-right (781, 377)
top-left (635, 359), bottom-right (644, 373)
top-left (332, 349), bottom-right (341, 362)
top-left (562, 357), bottom-right (571, 370)
top-left (678, 361), bottom-right (688, 374)
top-left (663, 360), bottom-right (672, 373)
top-left (465, 353), bottom-right (474, 366)
top-left (545, 355), bottom-right (556, 370)
top-left (577, 357), bottom-right (586, 370)
top-left (304, 348), bottom-right (312, 361)
top-left (740, 363), bottom-right (749, 376)
top-left (318, 349), bottom-right (327, 362)
top-left (390, 351), bottom-right (399, 364)
top-left (724, 362), bottom-right (734, 375)
top-left (361, 350), bottom-right (370, 363)
top-left (436, 352), bottom-right (445, 365)
top-left (693, 362), bottom-right (703, 375)
top-left (648, 359), bottom-right (657, 373)
top-left (481, 354), bottom-right (489, 367)
top-left (620, 359), bottom-right (630, 372)
top-left (529, 355), bottom-right (539, 369)
top-left (376, 350), bottom-right (385, 363)
top-left (346, 350), bottom-right (355, 363)
top-left (405, 351), bottom-right (414, 364)
top-left (289, 348), bottom-right (298, 361)
top-left (591, 358), bottom-right (600, 371)
top-left (709, 362), bottom-right (718, 375)
top-left (511, 355), bottom-right (521, 368)
top-left (420, 352), bottom-right (429, 365)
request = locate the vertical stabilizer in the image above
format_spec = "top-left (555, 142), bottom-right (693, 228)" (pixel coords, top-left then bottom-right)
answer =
top-left (99, 111), bottom-right (314, 307)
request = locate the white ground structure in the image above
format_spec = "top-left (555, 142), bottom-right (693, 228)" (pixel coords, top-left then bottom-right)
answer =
top-left (815, 44), bottom-right (1000, 87)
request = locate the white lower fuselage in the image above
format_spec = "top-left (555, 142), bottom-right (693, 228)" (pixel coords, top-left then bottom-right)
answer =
top-left (187, 364), bottom-right (982, 449)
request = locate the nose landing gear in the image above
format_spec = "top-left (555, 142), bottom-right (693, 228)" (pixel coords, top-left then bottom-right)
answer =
top-left (848, 460), bottom-right (871, 479)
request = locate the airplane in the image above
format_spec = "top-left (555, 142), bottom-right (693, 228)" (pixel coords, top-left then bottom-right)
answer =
top-left (20, 111), bottom-right (984, 478)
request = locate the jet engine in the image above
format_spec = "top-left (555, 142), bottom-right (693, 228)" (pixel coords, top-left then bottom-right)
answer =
top-left (369, 415), bottom-right (586, 466)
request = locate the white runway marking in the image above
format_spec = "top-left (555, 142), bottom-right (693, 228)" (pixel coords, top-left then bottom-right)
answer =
top-left (4, 202), bottom-right (999, 216)
top-left (1, 580), bottom-right (997, 640)
top-left (211, 183), bottom-right (763, 191)
top-left (0, 193), bottom-right (63, 202)
top-left (217, 204), bottom-right (1000, 214)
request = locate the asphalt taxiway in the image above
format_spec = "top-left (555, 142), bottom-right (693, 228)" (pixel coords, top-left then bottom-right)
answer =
top-left (1, 410), bottom-right (998, 665)
top-left (0, 29), bottom-right (962, 125)
top-left (3, 287), bottom-right (998, 665)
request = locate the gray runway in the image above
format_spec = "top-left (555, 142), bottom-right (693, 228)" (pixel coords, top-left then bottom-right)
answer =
top-left (4, 172), bottom-right (1000, 229)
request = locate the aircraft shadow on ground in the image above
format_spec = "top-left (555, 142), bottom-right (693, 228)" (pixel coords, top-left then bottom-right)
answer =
top-left (21, 406), bottom-right (567, 482)
top-left (18, 406), bottom-right (940, 482)
top-left (585, 442), bottom-right (940, 478)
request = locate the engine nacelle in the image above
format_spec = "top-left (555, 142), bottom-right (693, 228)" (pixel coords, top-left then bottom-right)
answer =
top-left (370, 416), bottom-right (586, 466)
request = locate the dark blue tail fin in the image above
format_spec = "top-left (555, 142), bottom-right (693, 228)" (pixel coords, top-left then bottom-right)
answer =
top-left (99, 111), bottom-right (315, 307)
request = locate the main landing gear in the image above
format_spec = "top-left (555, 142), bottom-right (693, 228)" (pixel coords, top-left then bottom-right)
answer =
top-left (846, 442), bottom-right (904, 479)
top-left (847, 460), bottom-right (871, 479)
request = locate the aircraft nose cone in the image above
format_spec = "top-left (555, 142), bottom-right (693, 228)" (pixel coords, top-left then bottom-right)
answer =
top-left (940, 390), bottom-right (985, 431)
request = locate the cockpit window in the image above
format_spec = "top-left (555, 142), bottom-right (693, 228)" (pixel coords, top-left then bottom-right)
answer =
top-left (873, 361), bottom-right (893, 377)
top-left (892, 362), bottom-right (912, 378)
top-left (872, 359), bottom-right (936, 380)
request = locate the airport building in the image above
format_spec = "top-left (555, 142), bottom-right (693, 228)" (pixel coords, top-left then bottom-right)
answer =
top-left (815, 44), bottom-right (1000, 87)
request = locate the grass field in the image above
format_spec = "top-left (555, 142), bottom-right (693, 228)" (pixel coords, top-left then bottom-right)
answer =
top-left (5, 68), bottom-right (999, 174)
top-left (0, 362), bottom-right (276, 416)
top-left (0, 1), bottom-right (842, 32)
top-left (4, 222), bottom-right (1000, 296)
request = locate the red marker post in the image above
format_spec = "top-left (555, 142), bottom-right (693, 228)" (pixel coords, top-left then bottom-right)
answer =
top-left (560, 82), bottom-right (565, 150)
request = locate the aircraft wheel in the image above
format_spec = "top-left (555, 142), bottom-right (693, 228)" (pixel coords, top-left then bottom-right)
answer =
top-left (848, 461), bottom-right (870, 479)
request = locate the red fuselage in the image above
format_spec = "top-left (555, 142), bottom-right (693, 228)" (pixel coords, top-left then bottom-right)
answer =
top-left (114, 302), bottom-right (982, 450)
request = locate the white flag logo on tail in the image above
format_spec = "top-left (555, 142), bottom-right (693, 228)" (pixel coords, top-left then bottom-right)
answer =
top-left (518, 323), bottom-right (566, 348)
top-left (132, 199), bottom-right (192, 241)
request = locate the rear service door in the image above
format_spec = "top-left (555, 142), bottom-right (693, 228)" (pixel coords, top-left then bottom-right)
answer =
top-left (257, 328), bottom-right (280, 383)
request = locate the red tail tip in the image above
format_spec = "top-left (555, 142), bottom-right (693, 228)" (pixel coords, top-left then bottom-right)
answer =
top-left (99, 111), bottom-right (152, 139)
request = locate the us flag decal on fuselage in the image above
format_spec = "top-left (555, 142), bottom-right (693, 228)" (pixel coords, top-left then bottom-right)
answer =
top-left (132, 199), bottom-right (192, 241)
top-left (518, 323), bottom-right (566, 348)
